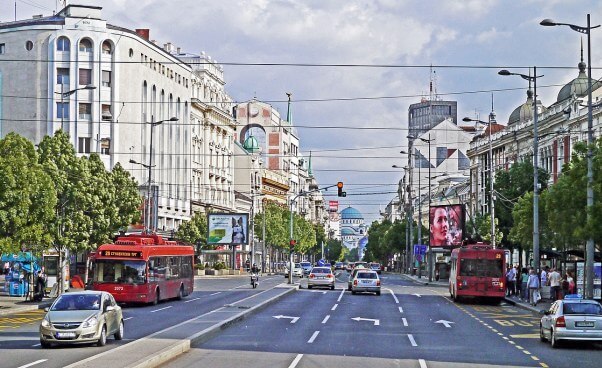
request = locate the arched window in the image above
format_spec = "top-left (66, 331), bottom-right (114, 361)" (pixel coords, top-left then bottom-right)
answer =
top-left (101, 40), bottom-right (112, 55)
top-left (57, 36), bottom-right (70, 52)
top-left (79, 38), bottom-right (92, 53)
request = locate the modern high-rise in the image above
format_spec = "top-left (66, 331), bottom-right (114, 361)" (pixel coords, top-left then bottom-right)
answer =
top-left (408, 99), bottom-right (457, 138)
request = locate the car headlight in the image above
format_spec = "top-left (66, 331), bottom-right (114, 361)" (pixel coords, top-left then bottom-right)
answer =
top-left (82, 315), bottom-right (98, 328)
top-left (41, 316), bottom-right (50, 328)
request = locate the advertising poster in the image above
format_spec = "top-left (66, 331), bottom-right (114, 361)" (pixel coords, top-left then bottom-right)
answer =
top-left (576, 262), bottom-right (585, 297)
top-left (429, 204), bottom-right (464, 247)
top-left (207, 213), bottom-right (249, 245)
top-left (595, 262), bottom-right (601, 300)
top-left (329, 200), bottom-right (339, 222)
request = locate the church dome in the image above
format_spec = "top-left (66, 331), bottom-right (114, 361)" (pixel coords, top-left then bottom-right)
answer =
top-left (556, 59), bottom-right (601, 102)
top-left (341, 228), bottom-right (355, 236)
top-left (243, 135), bottom-right (260, 153)
top-left (341, 207), bottom-right (363, 220)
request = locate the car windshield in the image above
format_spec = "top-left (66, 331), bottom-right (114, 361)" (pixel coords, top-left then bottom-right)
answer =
top-left (301, 262), bottom-right (311, 267)
top-left (371, 264), bottom-right (380, 268)
top-left (294, 263), bottom-right (301, 268)
top-left (357, 272), bottom-right (377, 279)
top-left (312, 268), bottom-right (330, 274)
top-left (52, 294), bottom-right (101, 311)
top-left (563, 302), bottom-right (602, 315)
top-left (93, 259), bottom-right (146, 284)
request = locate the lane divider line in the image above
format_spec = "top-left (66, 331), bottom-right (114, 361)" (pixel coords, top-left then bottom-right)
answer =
top-left (408, 334), bottom-right (418, 347)
top-left (337, 289), bottom-right (344, 302)
top-left (398, 306), bottom-right (404, 313)
top-left (307, 331), bottom-right (320, 343)
top-left (17, 360), bottom-right (47, 368)
top-left (184, 297), bottom-right (201, 303)
top-left (150, 306), bottom-right (173, 313)
top-left (419, 359), bottom-right (428, 368)
top-left (288, 354), bottom-right (303, 368)
top-left (402, 317), bottom-right (408, 327)
top-left (322, 315), bottom-right (330, 324)
top-left (389, 289), bottom-right (399, 304)
top-left (331, 304), bottom-right (338, 311)
top-left (124, 317), bottom-right (133, 321)
top-left (210, 292), bottom-right (222, 296)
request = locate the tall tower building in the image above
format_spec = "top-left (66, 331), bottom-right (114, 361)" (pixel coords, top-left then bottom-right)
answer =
top-left (408, 70), bottom-right (457, 137)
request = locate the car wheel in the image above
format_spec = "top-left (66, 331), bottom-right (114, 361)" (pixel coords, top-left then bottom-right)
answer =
top-left (347, 285), bottom-right (351, 291)
top-left (114, 320), bottom-right (124, 340)
top-left (40, 339), bottom-right (51, 348)
top-left (550, 329), bottom-right (560, 348)
top-left (330, 284), bottom-right (335, 290)
top-left (308, 285), bottom-right (312, 289)
top-left (97, 326), bottom-right (107, 346)
top-left (177, 285), bottom-right (184, 300)
top-left (376, 291), bottom-right (381, 296)
top-left (153, 289), bottom-right (160, 305)
top-left (539, 324), bottom-right (546, 342)
top-left (352, 290), bottom-right (356, 295)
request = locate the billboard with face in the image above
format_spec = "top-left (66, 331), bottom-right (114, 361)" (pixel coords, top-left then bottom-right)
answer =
top-left (429, 204), bottom-right (465, 247)
top-left (207, 213), bottom-right (249, 245)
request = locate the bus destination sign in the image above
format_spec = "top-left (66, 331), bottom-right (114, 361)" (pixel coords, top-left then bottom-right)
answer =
top-left (100, 250), bottom-right (142, 258)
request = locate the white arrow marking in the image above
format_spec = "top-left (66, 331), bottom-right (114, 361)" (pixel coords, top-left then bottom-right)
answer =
top-left (435, 320), bottom-right (454, 328)
top-left (273, 315), bottom-right (300, 324)
top-left (413, 293), bottom-right (422, 298)
top-left (351, 317), bottom-right (380, 326)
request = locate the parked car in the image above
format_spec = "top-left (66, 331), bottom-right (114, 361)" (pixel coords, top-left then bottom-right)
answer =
top-left (284, 262), bottom-right (304, 278)
top-left (307, 267), bottom-right (335, 290)
top-left (39, 290), bottom-right (124, 348)
top-left (539, 297), bottom-right (602, 348)
top-left (300, 261), bottom-right (313, 276)
top-left (351, 269), bottom-right (381, 296)
top-left (369, 263), bottom-right (382, 274)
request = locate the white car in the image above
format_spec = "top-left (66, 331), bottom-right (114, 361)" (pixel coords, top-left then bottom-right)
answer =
top-left (351, 269), bottom-right (381, 296)
top-left (540, 297), bottom-right (602, 348)
top-left (284, 263), bottom-right (304, 278)
top-left (307, 267), bottom-right (335, 290)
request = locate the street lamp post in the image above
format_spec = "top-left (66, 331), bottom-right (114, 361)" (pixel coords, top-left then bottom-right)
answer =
top-left (540, 13), bottom-right (600, 300)
top-left (463, 116), bottom-right (495, 247)
top-left (499, 68), bottom-right (543, 273)
top-left (56, 84), bottom-right (96, 132)
top-left (130, 116), bottom-right (178, 234)
top-left (393, 164), bottom-right (410, 273)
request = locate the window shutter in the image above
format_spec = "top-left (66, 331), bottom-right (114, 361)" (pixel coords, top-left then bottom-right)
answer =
top-left (79, 69), bottom-right (91, 85)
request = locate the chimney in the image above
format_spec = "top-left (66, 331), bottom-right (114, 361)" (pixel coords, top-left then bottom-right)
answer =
top-left (176, 47), bottom-right (181, 54)
top-left (135, 29), bottom-right (150, 40)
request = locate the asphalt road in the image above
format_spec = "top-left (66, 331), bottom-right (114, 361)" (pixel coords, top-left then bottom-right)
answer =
top-left (163, 273), bottom-right (602, 368)
top-left (0, 274), bottom-right (285, 368)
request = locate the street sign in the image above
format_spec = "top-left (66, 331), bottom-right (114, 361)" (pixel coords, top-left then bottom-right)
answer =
top-left (413, 244), bottom-right (427, 255)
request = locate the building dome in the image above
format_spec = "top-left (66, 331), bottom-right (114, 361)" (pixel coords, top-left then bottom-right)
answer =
top-left (341, 228), bottom-right (355, 236)
top-left (508, 89), bottom-right (547, 126)
top-left (556, 59), bottom-right (601, 102)
top-left (341, 207), bottom-right (363, 220)
top-left (243, 135), bottom-right (260, 153)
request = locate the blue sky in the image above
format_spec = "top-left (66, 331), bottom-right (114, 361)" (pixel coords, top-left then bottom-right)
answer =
top-left (4, 0), bottom-right (602, 224)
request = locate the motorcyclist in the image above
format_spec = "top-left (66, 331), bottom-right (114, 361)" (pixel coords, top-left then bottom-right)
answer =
top-left (251, 263), bottom-right (260, 274)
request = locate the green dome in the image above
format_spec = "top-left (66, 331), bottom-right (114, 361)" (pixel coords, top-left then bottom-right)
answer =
top-left (243, 135), bottom-right (260, 153)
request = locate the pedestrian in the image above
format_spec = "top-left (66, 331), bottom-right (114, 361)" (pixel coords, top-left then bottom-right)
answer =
top-left (520, 268), bottom-right (529, 301)
top-left (527, 268), bottom-right (541, 306)
top-left (540, 266), bottom-right (548, 287)
top-left (505, 266), bottom-right (516, 296)
top-left (566, 271), bottom-right (575, 294)
top-left (548, 267), bottom-right (561, 301)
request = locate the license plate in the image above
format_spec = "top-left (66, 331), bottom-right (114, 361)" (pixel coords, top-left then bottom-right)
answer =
top-left (575, 321), bottom-right (595, 328)
top-left (316, 276), bottom-right (324, 279)
top-left (56, 332), bottom-right (76, 338)
top-left (361, 280), bottom-right (371, 284)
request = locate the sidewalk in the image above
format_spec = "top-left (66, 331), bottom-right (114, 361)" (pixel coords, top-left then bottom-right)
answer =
top-left (0, 282), bottom-right (54, 316)
top-left (400, 273), bottom-right (552, 313)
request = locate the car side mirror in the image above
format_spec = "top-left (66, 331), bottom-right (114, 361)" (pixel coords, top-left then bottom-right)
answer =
top-left (44, 307), bottom-right (49, 312)
top-left (106, 305), bottom-right (115, 312)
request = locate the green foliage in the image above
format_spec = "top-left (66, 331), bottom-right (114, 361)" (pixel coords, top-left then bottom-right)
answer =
top-left (176, 212), bottom-right (208, 253)
top-left (213, 261), bottom-right (227, 270)
top-left (0, 133), bottom-right (56, 253)
top-left (364, 219), bottom-right (405, 264)
top-left (252, 201), bottom-right (316, 253)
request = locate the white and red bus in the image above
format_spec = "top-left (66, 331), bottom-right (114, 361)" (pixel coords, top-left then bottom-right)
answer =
top-left (449, 243), bottom-right (506, 303)
top-left (90, 234), bottom-right (194, 304)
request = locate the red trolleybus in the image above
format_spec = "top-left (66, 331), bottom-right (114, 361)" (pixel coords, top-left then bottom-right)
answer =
top-left (449, 243), bottom-right (506, 303)
top-left (90, 234), bottom-right (194, 304)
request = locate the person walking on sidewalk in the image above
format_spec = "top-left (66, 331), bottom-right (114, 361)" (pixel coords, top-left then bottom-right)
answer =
top-left (505, 266), bottom-right (516, 296)
top-left (548, 268), bottom-right (561, 301)
top-left (520, 268), bottom-right (529, 301)
top-left (527, 268), bottom-right (541, 306)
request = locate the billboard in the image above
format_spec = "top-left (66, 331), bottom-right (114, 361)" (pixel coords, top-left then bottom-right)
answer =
top-left (429, 204), bottom-right (465, 247)
top-left (329, 200), bottom-right (339, 222)
top-left (207, 213), bottom-right (249, 245)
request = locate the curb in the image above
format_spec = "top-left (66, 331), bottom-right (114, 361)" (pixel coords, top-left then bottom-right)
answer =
top-left (504, 297), bottom-right (546, 314)
top-left (400, 274), bottom-right (448, 288)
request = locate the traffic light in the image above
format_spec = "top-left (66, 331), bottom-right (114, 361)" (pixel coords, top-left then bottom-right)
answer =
top-left (289, 239), bottom-right (296, 252)
top-left (337, 182), bottom-right (346, 197)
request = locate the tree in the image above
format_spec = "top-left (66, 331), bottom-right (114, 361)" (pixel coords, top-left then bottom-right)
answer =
top-left (110, 162), bottom-right (141, 233)
top-left (0, 133), bottom-right (56, 254)
top-left (364, 220), bottom-right (392, 262)
top-left (176, 212), bottom-right (207, 254)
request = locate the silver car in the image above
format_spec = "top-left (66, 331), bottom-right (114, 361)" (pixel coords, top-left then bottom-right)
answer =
top-left (307, 267), bottom-right (335, 290)
top-left (40, 290), bottom-right (124, 348)
top-left (284, 262), bottom-right (304, 278)
top-left (351, 269), bottom-right (381, 296)
top-left (540, 298), bottom-right (602, 348)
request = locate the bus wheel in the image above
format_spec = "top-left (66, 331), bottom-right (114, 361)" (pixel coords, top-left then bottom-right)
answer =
top-left (153, 289), bottom-right (160, 305)
top-left (177, 285), bottom-right (184, 300)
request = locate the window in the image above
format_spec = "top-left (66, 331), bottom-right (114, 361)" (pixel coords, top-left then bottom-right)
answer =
top-left (57, 68), bottom-right (69, 85)
top-left (0, 43), bottom-right (5, 54)
top-left (79, 103), bottom-right (91, 119)
top-left (79, 38), bottom-right (92, 53)
top-left (25, 40), bottom-right (33, 51)
top-left (101, 40), bottom-right (112, 54)
top-left (101, 104), bottom-right (112, 121)
top-left (57, 102), bottom-right (69, 119)
top-left (100, 138), bottom-right (110, 155)
top-left (79, 68), bottom-right (92, 85)
top-left (129, 48), bottom-right (134, 57)
top-left (56, 37), bottom-right (70, 52)
top-left (102, 70), bottom-right (111, 87)
top-left (78, 137), bottom-right (91, 153)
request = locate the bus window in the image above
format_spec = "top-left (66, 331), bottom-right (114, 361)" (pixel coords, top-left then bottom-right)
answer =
top-left (94, 260), bottom-right (146, 284)
top-left (459, 259), bottom-right (503, 277)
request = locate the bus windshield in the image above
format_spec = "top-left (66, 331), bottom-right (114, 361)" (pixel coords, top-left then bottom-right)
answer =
top-left (459, 258), bottom-right (503, 277)
top-left (93, 260), bottom-right (146, 284)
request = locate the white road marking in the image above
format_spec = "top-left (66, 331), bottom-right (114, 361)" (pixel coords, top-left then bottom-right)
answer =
top-left (307, 330), bottom-right (320, 343)
top-left (288, 354), bottom-right (303, 368)
top-left (31, 343), bottom-right (41, 347)
top-left (209, 292), bottom-right (221, 296)
top-left (419, 359), bottom-right (428, 368)
top-left (331, 304), bottom-right (338, 311)
top-left (398, 306), bottom-right (404, 313)
top-left (337, 289), bottom-right (345, 302)
top-left (184, 297), bottom-right (201, 303)
top-left (124, 317), bottom-right (133, 321)
top-left (150, 306), bottom-right (172, 313)
top-left (408, 334), bottom-right (418, 346)
top-left (322, 315), bottom-right (330, 324)
top-left (402, 318), bottom-right (408, 327)
top-left (389, 289), bottom-right (399, 304)
top-left (18, 360), bottom-right (47, 368)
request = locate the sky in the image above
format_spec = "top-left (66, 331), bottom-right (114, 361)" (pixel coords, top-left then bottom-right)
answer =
top-left (3, 0), bottom-right (602, 224)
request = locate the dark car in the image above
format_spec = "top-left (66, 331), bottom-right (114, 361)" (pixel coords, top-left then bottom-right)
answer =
top-left (369, 263), bottom-right (382, 274)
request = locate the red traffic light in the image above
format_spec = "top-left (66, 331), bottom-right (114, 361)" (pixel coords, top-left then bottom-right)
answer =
top-left (337, 182), bottom-right (346, 197)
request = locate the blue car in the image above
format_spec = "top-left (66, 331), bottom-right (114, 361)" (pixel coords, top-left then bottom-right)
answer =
top-left (300, 261), bottom-right (312, 276)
